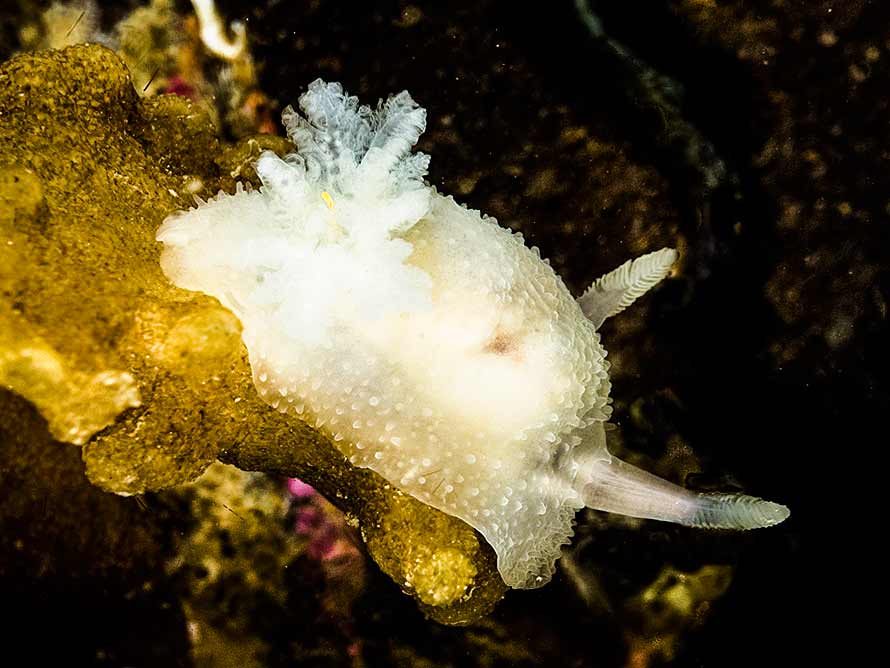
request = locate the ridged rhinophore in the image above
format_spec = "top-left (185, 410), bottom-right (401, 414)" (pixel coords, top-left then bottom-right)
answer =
top-left (689, 493), bottom-right (791, 530)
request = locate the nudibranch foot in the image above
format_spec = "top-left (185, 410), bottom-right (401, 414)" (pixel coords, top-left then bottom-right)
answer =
top-left (578, 448), bottom-right (790, 530)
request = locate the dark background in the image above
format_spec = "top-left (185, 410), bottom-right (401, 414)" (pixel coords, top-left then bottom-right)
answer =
top-left (2, 0), bottom-right (874, 665)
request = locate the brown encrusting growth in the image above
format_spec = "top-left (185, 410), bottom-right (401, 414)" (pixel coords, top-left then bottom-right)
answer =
top-left (0, 44), bottom-right (504, 623)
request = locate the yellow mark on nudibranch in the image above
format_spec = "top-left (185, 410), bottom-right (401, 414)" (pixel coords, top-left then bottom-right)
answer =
top-left (321, 191), bottom-right (343, 240)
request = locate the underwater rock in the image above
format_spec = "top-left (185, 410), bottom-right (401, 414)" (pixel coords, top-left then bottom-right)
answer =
top-left (624, 564), bottom-right (734, 667)
top-left (0, 44), bottom-right (504, 622)
top-left (0, 388), bottom-right (190, 665)
top-left (673, 0), bottom-right (886, 363)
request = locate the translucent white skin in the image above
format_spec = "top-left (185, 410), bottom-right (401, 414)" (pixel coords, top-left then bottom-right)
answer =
top-left (158, 80), bottom-right (789, 589)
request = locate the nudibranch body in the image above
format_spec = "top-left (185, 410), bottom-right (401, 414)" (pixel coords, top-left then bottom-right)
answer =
top-left (157, 80), bottom-right (789, 588)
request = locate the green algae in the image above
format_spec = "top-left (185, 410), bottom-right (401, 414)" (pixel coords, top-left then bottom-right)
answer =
top-left (0, 43), bottom-right (504, 623)
top-left (624, 564), bottom-right (734, 665)
top-left (168, 462), bottom-right (304, 667)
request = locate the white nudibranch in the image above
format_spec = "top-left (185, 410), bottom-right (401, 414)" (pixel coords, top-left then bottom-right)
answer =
top-left (157, 80), bottom-right (790, 589)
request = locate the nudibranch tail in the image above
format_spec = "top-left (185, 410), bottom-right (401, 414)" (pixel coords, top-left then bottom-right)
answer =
top-left (578, 452), bottom-right (790, 530)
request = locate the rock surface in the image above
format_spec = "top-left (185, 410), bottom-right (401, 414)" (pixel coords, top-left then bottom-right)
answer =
top-left (0, 44), bottom-right (504, 625)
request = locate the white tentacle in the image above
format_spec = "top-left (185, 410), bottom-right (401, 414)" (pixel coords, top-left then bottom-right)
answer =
top-left (578, 247), bottom-right (678, 328)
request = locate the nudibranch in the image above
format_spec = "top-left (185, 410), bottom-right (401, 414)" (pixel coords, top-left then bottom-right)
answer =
top-left (157, 80), bottom-right (789, 588)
